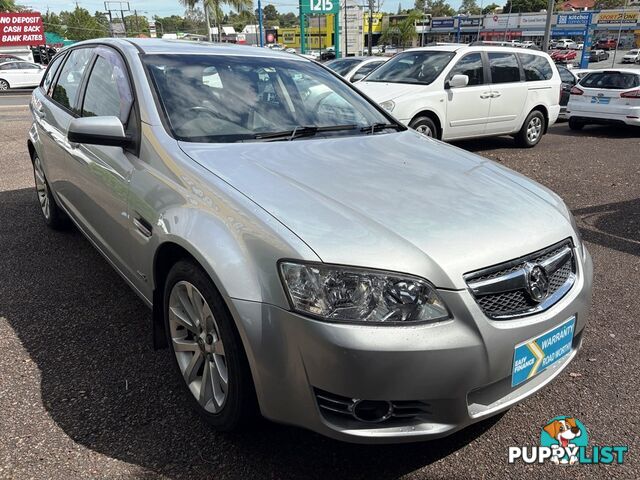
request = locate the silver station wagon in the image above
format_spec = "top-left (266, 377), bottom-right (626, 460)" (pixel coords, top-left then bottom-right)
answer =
top-left (28, 39), bottom-right (593, 443)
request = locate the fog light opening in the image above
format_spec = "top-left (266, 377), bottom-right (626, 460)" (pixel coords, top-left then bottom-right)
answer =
top-left (352, 400), bottom-right (393, 423)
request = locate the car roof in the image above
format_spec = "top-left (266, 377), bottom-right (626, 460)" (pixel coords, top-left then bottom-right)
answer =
top-left (404, 44), bottom-right (549, 56)
top-left (68, 38), bottom-right (309, 61)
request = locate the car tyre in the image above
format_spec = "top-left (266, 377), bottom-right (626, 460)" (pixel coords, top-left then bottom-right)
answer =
top-left (164, 260), bottom-right (258, 431)
top-left (516, 110), bottom-right (545, 148)
top-left (409, 116), bottom-right (438, 139)
top-left (0, 79), bottom-right (9, 90)
top-left (568, 118), bottom-right (584, 130)
top-left (32, 154), bottom-right (69, 229)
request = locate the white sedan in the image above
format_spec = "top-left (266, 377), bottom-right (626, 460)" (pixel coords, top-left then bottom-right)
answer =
top-left (324, 56), bottom-right (388, 82)
top-left (621, 49), bottom-right (640, 64)
top-left (567, 69), bottom-right (640, 129)
top-left (0, 60), bottom-right (45, 90)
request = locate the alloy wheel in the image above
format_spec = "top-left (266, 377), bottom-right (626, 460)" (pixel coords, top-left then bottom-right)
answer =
top-left (526, 116), bottom-right (542, 143)
top-left (415, 124), bottom-right (433, 137)
top-left (0, 80), bottom-right (8, 91)
top-left (33, 157), bottom-right (50, 220)
top-left (168, 280), bottom-right (228, 413)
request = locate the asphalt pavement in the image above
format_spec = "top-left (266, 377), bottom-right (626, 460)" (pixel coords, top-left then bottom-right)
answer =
top-left (0, 99), bottom-right (638, 479)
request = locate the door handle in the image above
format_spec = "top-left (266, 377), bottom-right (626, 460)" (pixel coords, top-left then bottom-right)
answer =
top-left (480, 92), bottom-right (492, 99)
top-left (491, 92), bottom-right (502, 98)
top-left (34, 106), bottom-right (45, 118)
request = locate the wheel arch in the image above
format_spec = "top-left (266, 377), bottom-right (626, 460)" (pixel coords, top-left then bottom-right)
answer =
top-left (27, 139), bottom-right (36, 162)
top-left (0, 78), bottom-right (9, 89)
top-left (410, 110), bottom-right (443, 139)
top-left (530, 105), bottom-right (549, 134)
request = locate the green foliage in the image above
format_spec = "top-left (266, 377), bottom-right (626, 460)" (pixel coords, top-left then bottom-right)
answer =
top-left (0, 0), bottom-right (19, 12)
top-left (424, 0), bottom-right (456, 17)
top-left (153, 12), bottom-right (208, 35)
top-left (60, 7), bottom-right (108, 41)
top-left (502, 0), bottom-right (547, 13)
top-left (124, 13), bottom-right (150, 36)
top-left (459, 0), bottom-right (481, 14)
top-left (380, 10), bottom-right (422, 47)
top-left (482, 2), bottom-right (500, 13)
top-left (42, 11), bottom-right (64, 36)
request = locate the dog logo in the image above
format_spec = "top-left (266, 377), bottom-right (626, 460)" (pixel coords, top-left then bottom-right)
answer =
top-left (541, 417), bottom-right (587, 464)
top-left (508, 416), bottom-right (628, 465)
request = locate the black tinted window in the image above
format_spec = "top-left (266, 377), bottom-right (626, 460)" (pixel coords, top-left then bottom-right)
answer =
top-left (326, 58), bottom-right (363, 76)
top-left (42, 54), bottom-right (64, 92)
top-left (353, 61), bottom-right (384, 78)
top-left (518, 53), bottom-right (553, 81)
top-left (488, 53), bottom-right (521, 84)
top-left (581, 72), bottom-right (640, 89)
top-left (52, 48), bottom-right (93, 110)
top-left (557, 66), bottom-right (575, 84)
top-left (82, 49), bottom-right (133, 122)
top-left (448, 53), bottom-right (484, 86)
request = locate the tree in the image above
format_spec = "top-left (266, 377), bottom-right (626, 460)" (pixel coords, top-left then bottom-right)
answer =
top-left (380, 10), bottom-right (421, 47)
top-left (397, 2), bottom-right (402, 14)
top-left (124, 13), bottom-right (150, 36)
top-left (61, 7), bottom-right (108, 41)
top-left (458, 0), bottom-right (481, 14)
top-left (482, 2), bottom-right (500, 13)
top-left (502, 0), bottom-right (546, 13)
top-left (42, 11), bottom-right (64, 36)
top-left (424, 0), bottom-right (456, 17)
top-left (181, 0), bottom-right (253, 39)
top-left (414, 0), bottom-right (425, 11)
top-left (0, 0), bottom-right (19, 12)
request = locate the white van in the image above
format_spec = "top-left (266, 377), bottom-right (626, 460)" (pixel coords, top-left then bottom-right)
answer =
top-left (356, 45), bottom-right (561, 147)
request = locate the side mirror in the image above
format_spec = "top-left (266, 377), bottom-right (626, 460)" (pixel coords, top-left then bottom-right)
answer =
top-left (68, 116), bottom-right (130, 147)
top-left (351, 73), bottom-right (366, 83)
top-left (447, 74), bottom-right (469, 89)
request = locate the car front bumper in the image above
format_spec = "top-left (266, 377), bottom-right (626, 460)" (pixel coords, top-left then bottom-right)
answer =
top-left (230, 247), bottom-right (593, 444)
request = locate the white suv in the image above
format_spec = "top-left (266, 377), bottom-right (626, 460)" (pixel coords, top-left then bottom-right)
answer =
top-left (356, 45), bottom-right (561, 147)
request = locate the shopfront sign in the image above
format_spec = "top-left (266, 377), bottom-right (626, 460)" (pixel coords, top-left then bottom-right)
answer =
top-left (0, 12), bottom-right (44, 47)
top-left (483, 14), bottom-right (519, 29)
top-left (557, 13), bottom-right (590, 25)
top-left (519, 14), bottom-right (548, 27)
top-left (432, 18), bottom-right (455, 29)
top-left (459, 17), bottom-right (482, 28)
top-left (595, 11), bottom-right (639, 25)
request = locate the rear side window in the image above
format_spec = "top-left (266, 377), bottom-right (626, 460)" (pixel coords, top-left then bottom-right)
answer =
top-left (353, 61), bottom-right (385, 78)
top-left (0, 63), bottom-right (17, 70)
top-left (557, 67), bottom-right (575, 84)
top-left (448, 53), bottom-right (484, 86)
top-left (488, 53), bottom-right (521, 84)
top-left (82, 49), bottom-right (133, 123)
top-left (51, 48), bottom-right (93, 111)
top-left (581, 72), bottom-right (640, 89)
top-left (42, 54), bottom-right (65, 93)
top-left (518, 53), bottom-right (553, 81)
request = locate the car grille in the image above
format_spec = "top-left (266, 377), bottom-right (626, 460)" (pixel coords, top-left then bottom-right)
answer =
top-left (464, 239), bottom-right (576, 320)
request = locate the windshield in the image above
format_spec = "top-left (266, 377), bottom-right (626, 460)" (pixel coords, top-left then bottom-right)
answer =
top-left (325, 58), bottom-right (362, 76)
top-left (628, 50), bottom-right (639, 54)
top-left (580, 72), bottom-right (640, 89)
top-left (364, 50), bottom-right (455, 85)
top-left (143, 54), bottom-right (392, 143)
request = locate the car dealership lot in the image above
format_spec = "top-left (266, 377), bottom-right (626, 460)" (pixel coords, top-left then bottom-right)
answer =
top-left (0, 98), bottom-right (638, 478)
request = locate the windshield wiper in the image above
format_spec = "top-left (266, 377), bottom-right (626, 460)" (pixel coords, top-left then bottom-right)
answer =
top-left (253, 124), bottom-right (358, 141)
top-left (360, 123), bottom-right (404, 134)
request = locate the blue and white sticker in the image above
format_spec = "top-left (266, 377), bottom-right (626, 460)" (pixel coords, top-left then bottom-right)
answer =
top-left (512, 317), bottom-right (576, 387)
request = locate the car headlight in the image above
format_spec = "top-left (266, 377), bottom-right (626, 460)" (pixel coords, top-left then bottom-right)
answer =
top-left (279, 262), bottom-right (449, 324)
top-left (379, 100), bottom-right (395, 112)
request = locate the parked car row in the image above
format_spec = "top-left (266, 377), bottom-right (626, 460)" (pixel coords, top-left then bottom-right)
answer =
top-left (27, 38), bottom-right (592, 444)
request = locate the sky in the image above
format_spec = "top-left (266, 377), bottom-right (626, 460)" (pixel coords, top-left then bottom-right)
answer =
top-left (25, 0), bottom-right (465, 17)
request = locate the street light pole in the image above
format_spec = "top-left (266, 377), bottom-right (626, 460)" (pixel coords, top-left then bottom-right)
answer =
top-left (258, 0), bottom-right (264, 47)
top-left (542, 0), bottom-right (554, 51)
top-left (367, 0), bottom-right (373, 55)
top-left (611, 0), bottom-right (628, 67)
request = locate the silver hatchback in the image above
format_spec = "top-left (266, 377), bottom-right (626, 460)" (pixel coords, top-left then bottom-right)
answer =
top-left (28, 39), bottom-right (593, 443)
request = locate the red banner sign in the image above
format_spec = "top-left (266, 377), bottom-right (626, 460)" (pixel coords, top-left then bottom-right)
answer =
top-left (0, 12), bottom-right (45, 47)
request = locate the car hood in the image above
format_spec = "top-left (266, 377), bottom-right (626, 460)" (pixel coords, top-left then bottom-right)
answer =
top-left (356, 81), bottom-right (426, 102)
top-left (180, 131), bottom-right (575, 289)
